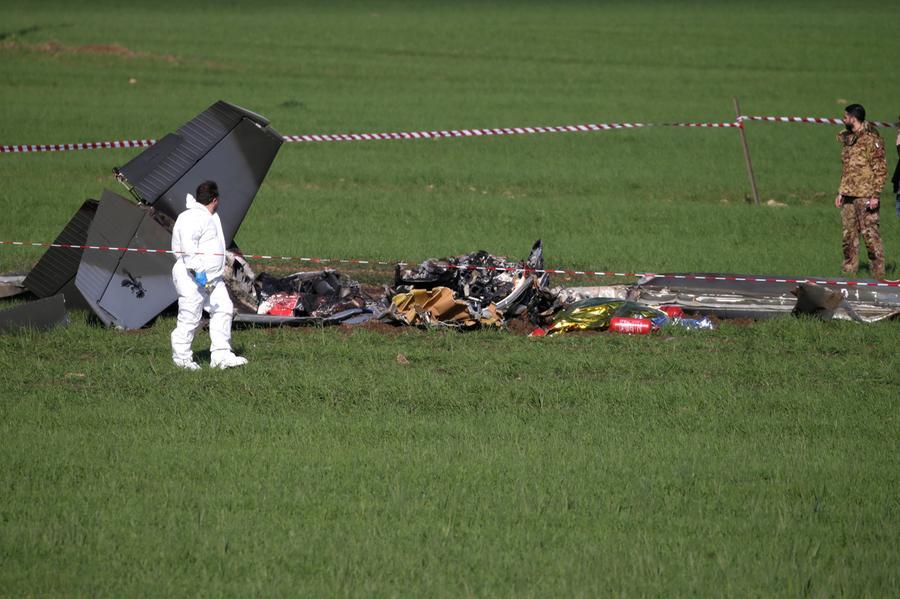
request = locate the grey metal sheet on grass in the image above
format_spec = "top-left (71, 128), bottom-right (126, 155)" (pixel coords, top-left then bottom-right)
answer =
top-left (635, 273), bottom-right (900, 320)
top-left (0, 294), bottom-right (68, 333)
top-left (233, 313), bottom-right (322, 327)
top-left (233, 308), bottom-right (374, 327)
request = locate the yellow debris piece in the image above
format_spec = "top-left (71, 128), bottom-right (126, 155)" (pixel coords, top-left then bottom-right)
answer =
top-left (390, 287), bottom-right (502, 328)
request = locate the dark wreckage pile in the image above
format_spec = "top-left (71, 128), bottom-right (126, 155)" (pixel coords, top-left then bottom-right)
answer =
top-left (221, 238), bottom-right (900, 337)
top-left (228, 240), bottom-right (554, 330)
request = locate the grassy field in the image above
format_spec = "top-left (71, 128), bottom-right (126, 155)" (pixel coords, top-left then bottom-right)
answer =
top-left (1, 1), bottom-right (899, 595)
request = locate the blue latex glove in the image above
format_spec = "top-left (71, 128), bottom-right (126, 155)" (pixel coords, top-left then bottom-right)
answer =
top-left (193, 270), bottom-right (208, 287)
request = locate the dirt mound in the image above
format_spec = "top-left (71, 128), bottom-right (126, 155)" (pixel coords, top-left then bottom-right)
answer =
top-left (504, 318), bottom-right (539, 336)
top-left (78, 43), bottom-right (175, 62)
top-left (2, 40), bottom-right (179, 63)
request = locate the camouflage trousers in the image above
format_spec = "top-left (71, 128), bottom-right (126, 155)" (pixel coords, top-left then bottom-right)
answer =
top-left (841, 197), bottom-right (884, 278)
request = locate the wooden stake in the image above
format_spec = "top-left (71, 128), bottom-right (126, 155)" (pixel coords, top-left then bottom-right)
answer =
top-left (734, 97), bottom-right (760, 205)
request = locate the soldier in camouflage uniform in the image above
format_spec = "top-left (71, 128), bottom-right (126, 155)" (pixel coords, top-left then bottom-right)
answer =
top-left (834, 104), bottom-right (887, 279)
top-left (892, 123), bottom-right (899, 216)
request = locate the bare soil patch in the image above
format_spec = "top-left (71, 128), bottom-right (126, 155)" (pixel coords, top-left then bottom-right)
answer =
top-left (2, 39), bottom-right (180, 63)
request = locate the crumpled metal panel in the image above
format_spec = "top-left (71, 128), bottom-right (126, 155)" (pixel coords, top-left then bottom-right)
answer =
top-left (393, 239), bottom-right (553, 322)
top-left (389, 287), bottom-right (501, 328)
top-left (633, 273), bottom-right (900, 321)
top-left (233, 313), bottom-right (320, 327)
top-left (791, 283), bottom-right (848, 320)
top-left (233, 308), bottom-right (373, 328)
top-left (222, 249), bottom-right (258, 313)
top-left (0, 273), bottom-right (28, 299)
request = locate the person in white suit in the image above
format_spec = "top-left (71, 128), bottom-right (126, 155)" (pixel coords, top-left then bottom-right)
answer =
top-left (170, 180), bottom-right (247, 370)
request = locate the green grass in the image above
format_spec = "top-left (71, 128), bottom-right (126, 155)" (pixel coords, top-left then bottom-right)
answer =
top-left (2, 316), bottom-right (898, 595)
top-left (1, 1), bottom-right (899, 595)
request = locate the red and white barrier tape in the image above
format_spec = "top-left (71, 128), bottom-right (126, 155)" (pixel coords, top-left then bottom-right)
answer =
top-left (0, 139), bottom-right (157, 154)
top-left (2, 239), bottom-right (897, 288)
top-left (281, 121), bottom-right (742, 143)
top-left (741, 115), bottom-right (897, 129)
top-left (4, 115), bottom-right (897, 154)
top-left (662, 122), bottom-right (741, 129)
top-left (285, 121), bottom-right (643, 142)
top-left (0, 119), bottom-right (746, 154)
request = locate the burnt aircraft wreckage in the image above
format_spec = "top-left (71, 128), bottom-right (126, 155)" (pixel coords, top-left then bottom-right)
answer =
top-left (230, 240), bottom-right (554, 328)
top-left (230, 240), bottom-right (900, 332)
top-left (3, 102), bottom-right (899, 333)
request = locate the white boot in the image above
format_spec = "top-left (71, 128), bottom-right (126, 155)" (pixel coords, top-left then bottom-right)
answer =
top-left (211, 352), bottom-right (248, 370)
top-left (174, 357), bottom-right (202, 371)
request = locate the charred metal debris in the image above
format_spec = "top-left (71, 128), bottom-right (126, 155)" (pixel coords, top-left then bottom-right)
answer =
top-left (221, 241), bottom-right (900, 334)
top-left (385, 240), bottom-right (554, 328)
top-left (232, 240), bottom-right (554, 328)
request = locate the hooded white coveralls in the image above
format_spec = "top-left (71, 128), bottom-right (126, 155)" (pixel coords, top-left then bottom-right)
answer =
top-left (170, 194), bottom-right (236, 363)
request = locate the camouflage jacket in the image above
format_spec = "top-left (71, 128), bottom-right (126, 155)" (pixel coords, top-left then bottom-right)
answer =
top-left (838, 121), bottom-right (888, 198)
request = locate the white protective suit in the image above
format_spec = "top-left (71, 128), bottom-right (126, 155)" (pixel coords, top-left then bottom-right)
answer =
top-left (170, 193), bottom-right (236, 365)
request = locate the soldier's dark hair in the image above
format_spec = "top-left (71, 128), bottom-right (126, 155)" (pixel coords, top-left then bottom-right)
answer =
top-left (195, 181), bottom-right (219, 205)
top-left (844, 104), bottom-right (866, 122)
